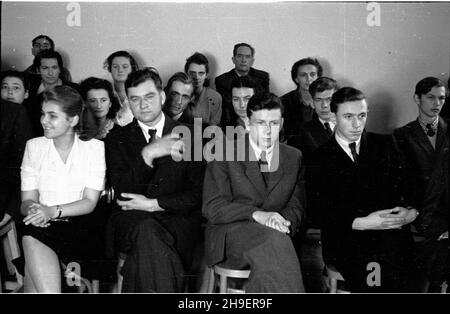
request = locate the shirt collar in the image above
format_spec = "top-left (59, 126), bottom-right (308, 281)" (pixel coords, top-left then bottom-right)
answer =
top-left (249, 136), bottom-right (274, 166)
top-left (137, 113), bottom-right (165, 142)
top-left (418, 117), bottom-right (439, 134)
top-left (335, 131), bottom-right (361, 155)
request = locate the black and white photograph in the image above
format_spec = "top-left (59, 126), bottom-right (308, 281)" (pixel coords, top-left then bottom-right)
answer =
top-left (0, 0), bottom-right (449, 298)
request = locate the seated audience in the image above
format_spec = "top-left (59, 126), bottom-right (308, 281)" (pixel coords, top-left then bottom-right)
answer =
top-left (104, 50), bottom-right (139, 126)
top-left (203, 93), bottom-right (305, 292)
top-left (314, 87), bottom-right (418, 292)
top-left (79, 77), bottom-right (121, 140)
top-left (185, 52), bottom-right (222, 125)
top-left (105, 68), bottom-right (204, 292)
top-left (282, 58), bottom-right (322, 143)
top-left (20, 86), bottom-right (105, 293)
top-left (24, 35), bottom-right (72, 82)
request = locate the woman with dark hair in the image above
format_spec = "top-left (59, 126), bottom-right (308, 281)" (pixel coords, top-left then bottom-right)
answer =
top-left (20, 85), bottom-right (106, 292)
top-left (80, 77), bottom-right (121, 140)
top-left (104, 50), bottom-right (139, 126)
top-left (27, 50), bottom-right (79, 136)
top-left (281, 57), bottom-right (323, 143)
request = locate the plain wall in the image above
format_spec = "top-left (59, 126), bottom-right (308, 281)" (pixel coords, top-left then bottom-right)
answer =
top-left (2, 1), bottom-right (449, 133)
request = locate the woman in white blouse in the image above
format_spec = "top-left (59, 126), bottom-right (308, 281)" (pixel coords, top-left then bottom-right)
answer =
top-left (20, 85), bottom-right (106, 293)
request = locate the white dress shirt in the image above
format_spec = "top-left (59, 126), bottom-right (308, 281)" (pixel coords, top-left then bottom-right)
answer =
top-left (335, 132), bottom-right (361, 162)
top-left (137, 113), bottom-right (165, 142)
top-left (21, 135), bottom-right (106, 207)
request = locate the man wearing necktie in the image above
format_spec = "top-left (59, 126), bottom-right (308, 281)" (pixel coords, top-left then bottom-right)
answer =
top-left (203, 93), bottom-right (306, 292)
top-left (105, 68), bottom-right (204, 292)
top-left (288, 77), bottom-right (338, 230)
top-left (314, 87), bottom-right (419, 292)
top-left (394, 77), bottom-right (449, 292)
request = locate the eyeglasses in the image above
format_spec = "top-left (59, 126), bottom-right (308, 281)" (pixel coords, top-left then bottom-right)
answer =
top-left (313, 97), bottom-right (332, 105)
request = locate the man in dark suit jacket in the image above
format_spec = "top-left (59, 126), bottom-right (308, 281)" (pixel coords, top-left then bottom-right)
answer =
top-left (105, 69), bottom-right (204, 292)
top-left (203, 93), bottom-right (305, 292)
top-left (215, 43), bottom-right (269, 126)
top-left (394, 77), bottom-right (449, 210)
top-left (394, 77), bottom-right (449, 292)
top-left (0, 100), bottom-right (33, 227)
top-left (289, 77), bottom-right (338, 229)
top-left (315, 87), bottom-right (418, 292)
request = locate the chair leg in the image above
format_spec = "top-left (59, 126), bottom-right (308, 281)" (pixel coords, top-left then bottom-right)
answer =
top-left (329, 278), bottom-right (338, 293)
top-left (7, 223), bottom-right (23, 286)
top-left (92, 280), bottom-right (100, 293)
top-left (219, 274), bottom-right (227, 293)
top-left (207, 267), bottom-right (215, 293)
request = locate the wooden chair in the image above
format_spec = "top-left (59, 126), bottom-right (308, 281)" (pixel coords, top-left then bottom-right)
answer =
top-left (0, 221), bottom-right (23, 293)
top-left (207, 265), bottom-right (250, 293)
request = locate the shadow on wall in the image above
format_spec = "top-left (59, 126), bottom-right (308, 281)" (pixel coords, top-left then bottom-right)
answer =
top-left (365, 88), bottom-right (397, 134)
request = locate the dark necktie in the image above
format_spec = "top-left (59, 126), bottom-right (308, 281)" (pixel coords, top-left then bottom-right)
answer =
top-left (426, 123), bottom-right (436, 137)
top-left (148, 128), bottom-right (157, 143)
top-left (258, 150), bottom-right (270, 186)
top-left (349, 142), bottom-right (358, 165)
top-left (324, 122), bottom-right (333, 138)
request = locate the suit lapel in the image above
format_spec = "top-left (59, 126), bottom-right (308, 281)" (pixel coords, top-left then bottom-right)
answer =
top-left (411, 120), bottom-right (434, 158)
top-left (435, 117), bottom-right (448, 152)
top-left (265, 143), bottom-right (284, 194)
top-left (242, 136), bottom-right (267, 198)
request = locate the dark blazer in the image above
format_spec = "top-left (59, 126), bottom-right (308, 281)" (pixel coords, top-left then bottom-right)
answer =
top-left (202, 136), bottom-right (306, 266)
top-left (105, 115), bottom-right (204, 217)
top-left (281, 89), bottom-right (314, 143)
top-left (215, 67), bottom-right (270, 126)
top-left (393, 118), bottom-right (449, 209)
top-left (0, 100), bottom-right (33, 221)
top-left (314, 132), bottom-right (412, 267)
top-left (289, 114), bottom-right (333, 228)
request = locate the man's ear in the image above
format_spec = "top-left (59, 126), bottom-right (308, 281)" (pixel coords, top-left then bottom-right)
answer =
top-left (413, 94), bottom-right (420, 105)
top-left (160, 90), bottom-right (166, 106)
top-left (24, 90), bottom-right (29, 100)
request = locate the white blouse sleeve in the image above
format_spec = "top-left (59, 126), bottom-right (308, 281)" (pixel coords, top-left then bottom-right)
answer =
top-left (21, 140), bottom-right (38, 191)
top-left (85, 140), bottom-right (106, 191)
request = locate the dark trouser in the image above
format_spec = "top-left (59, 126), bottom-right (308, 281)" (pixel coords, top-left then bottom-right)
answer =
top-left (108, 210), bottom-right (200, 293)
top-left (221, 222), bottom-right (305, 293)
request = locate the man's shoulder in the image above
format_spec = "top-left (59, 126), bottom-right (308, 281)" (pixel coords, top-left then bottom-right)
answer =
top-left (279, 142), bottom-right (302, 160)
top-left (215, 69), bottom-right (234, 82)
top-left (394, 120), bottom-right (417, 135)
top-left (249, 67), bottom-right (269, 79)
top-left (205, 87), bottom-right (222, 101)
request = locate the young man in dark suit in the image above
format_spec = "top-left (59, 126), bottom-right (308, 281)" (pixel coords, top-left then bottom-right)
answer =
top-left (105, 68), bottom-right (205, 292)
top-left (215, 43), bottom-right (269, 126)
top-left (0, 99), bottom-right (33, 227)
top-left (394, 77), bottom-right (449, 292)
top-left (394, 77), bottom-right (448, 210)
top-left (315, 87), bottom-right (418, 292)
top-left (203, 93), bottom-right (305, 292)
top-left (289, 77), bottom-right (338, 229)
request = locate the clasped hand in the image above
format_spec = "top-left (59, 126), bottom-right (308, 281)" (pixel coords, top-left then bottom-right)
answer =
top-left (363, 206), bottom-right (417, 230)
top-left (23, 203), bottom-right (53, 228)
top-left (253, 211), bottom-right (291, 234)
top-left (117, 193), bottom-right (163, 212)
